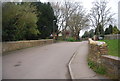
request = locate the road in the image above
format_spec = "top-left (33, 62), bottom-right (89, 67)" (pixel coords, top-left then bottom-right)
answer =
top-left (3, 42), bottom-right (82, 79)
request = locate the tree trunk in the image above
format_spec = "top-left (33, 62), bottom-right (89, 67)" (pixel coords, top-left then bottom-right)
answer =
top-left (76, 32), bottom-right (80, 40)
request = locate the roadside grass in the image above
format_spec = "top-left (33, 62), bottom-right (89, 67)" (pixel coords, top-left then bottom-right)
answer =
top-left (99, 39), bottom-right (120, 57)
top-left (88, 60), bottom-right (107, 75)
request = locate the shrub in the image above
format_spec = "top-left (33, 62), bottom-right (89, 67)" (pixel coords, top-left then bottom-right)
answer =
top-left (66, 37), bottom-right (76, 42)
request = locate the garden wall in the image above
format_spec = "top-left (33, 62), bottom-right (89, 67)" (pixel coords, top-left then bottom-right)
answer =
top-left (104, 34), bottom-right (120, 40)
top-left (2, 39), bottom-right (53, 53)
top-left (88, 38), bottom-right (120, 79)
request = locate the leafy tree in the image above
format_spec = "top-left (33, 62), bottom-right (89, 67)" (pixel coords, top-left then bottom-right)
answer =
top-left (89, 29), bottom-right (94, 38)
top-left (2, 2), bottom-right (39, 41)
top-left (105, 28), bottom-right (109, 35)
top-left (82, 31), bottom-right (89, 38)
top-left (112, 26), bottom-right (120, 34)
top-left (109, 24), bottom-right (113, 34)
top-left (95, 23), bottom-right (104, 37)
top-left (82, 29), bottom-right (94, 38)
top-left (105, 24), bottom-right (113, 35)
top-left (32, 2), bottom-right (57, 39)
top-left (2, 2), bottom-right (20, 41)
top-left (20, 2), bottom-right (40, 40)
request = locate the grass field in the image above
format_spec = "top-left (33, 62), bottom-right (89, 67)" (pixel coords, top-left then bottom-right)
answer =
top-left (99, 39), bottom-right (120, 57)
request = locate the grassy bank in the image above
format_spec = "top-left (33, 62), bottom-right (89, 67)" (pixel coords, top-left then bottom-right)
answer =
top-left (88, 60), bottom-right (107, 75)
top-left (99, 39), bottom-right (119, 57)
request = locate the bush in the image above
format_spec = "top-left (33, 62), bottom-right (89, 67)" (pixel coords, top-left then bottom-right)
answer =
top-left (66, 37), bottom-right (76, 42)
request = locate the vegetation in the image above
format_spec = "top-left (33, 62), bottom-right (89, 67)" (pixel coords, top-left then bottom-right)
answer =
top-left (100, 39), bottom-right (119, 57)
top-left (105, 24), bottom-right (113, 35)
top-left (57, 37), bottom-right (81, 42)
top-left (82, 24), bottom-right (120, 39)
top-left (88, 60), bottom-right (106, 75)
top-left (112, 26), bottom-right (120, 34)
top-left (2, 2), bottom-right (39, 41)
top-left (105, 25), bottom-right (120, 35)
top-left (65, 37), bottom-right (76, 42)
top-left (32, 2), bottom-right (57, 39)
top-left (51, 2), bottom-right (89, 40)
top-left (89, 0), bottom-right (114, 31)
top-left (82, 31), bottom-right (90, 38)
top-left (95, 23), bottom-right (104, 37)
top-left (82, 29), bottom-right (94, 38)
top-left (2, 2), bottom-right (57, 41)
top-left (2, 1), bottom-right (118, 42)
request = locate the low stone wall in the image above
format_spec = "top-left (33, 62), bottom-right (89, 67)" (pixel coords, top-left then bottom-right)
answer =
top-left (101, 55), bottom-right (120, 78)
top-left (88, 38), bottom-right (120, 79)
top-left (2, 39), bottom-right (53, 53)
top-left (104, 34), bottom-right (120, 40)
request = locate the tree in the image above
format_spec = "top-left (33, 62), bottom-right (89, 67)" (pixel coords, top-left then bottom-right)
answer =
top-left (68, 12), bottom-right (89, 40)
top-left (2, 2), bottom-right (20, 41)
top-left (66, 2), bottom-right (90, 40)
top-left (2, 2), bottom-right (39, 41)
top-left (105, 24), bottom-right (113, 35)
top-left (89, 29), bottom-right (94, 38)
top-left (82, 29), bottom-right (94, 38)
top-left (51, 1), bottom-right (84, 39)
top-left (112, 26), bottom-right (120, 34)
top-left (109, 24), bottom-right (113, 34)
top-left (105, 28), bottom-right (109, 35)
top-left (89, 0), bottom-right (115, 33)
top-left (95, 23), bottom-right (104, 37)
top-left (32, 2), bottom-right (57, 39)
top-left (51, 2), bottom-right (65, 39)
top-left (82, 31), bottom-right (89, 38)
top-left (18, 2), bottom-right (40, 40)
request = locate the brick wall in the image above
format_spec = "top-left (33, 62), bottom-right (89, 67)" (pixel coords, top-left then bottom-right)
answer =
top-left (2, 39), bottom-right (53, 53)
top-left (88, 38), bottom-right (120, 79)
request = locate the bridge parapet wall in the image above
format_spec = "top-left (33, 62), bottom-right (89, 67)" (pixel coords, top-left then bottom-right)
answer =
top-left (2, 39), bottom-right (53, 53)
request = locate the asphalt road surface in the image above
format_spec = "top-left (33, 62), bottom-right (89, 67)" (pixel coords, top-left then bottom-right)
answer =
top-left (3, 42), bottom-right (83, 79)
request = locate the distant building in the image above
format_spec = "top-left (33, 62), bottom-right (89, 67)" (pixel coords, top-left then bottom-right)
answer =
top-left (118, 1), bottom-right (120, 29)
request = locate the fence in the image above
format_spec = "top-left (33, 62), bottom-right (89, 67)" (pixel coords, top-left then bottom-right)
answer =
top-left (104, 34), bottom-right (120, 40)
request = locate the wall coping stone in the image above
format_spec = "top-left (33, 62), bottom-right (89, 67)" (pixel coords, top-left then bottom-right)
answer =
top-left (2, 39), bottom-right (53, 43)
top-left (2, 39), bottom-right (53, 53)
top-left (102, 55), bottom-right (120, 61)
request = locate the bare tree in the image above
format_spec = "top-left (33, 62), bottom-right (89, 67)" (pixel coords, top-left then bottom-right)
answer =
top-left (51, 1), bottom-right (85, 39)
top-left (89, 0), bottom-right (115, 29)
top-left (63, 2), bottom-right (82, 32)
top-left (68, 10), bottom-right (89, 40)
top-left (51, 2), bottom-right (65, 35)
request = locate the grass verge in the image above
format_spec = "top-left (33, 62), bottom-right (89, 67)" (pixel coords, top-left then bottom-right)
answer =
top-left (99, 39), bottom-right (119, 57)
top-left (88, 60), bottom-right (107, 75)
